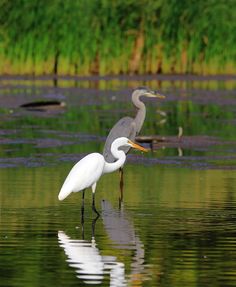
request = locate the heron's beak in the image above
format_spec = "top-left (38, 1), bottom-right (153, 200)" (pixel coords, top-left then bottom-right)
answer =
top-left (145, 91), bottom-right (165, 99)
top-left (128, 140), bottom-right (148, 152)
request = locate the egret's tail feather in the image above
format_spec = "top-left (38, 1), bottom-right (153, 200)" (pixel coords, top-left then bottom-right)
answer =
top-left (58, 185), bottom-right (72, 201)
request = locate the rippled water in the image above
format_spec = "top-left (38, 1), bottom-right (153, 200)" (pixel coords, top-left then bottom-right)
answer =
top-left (0, 76), bottom-right (236, 286)
top-left (1, 166), bottom-right (236, 286)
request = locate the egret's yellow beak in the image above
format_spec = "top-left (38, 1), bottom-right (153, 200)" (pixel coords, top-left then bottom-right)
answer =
top-left (128, 140), bottom-right (148, 152)
top-left (145, 91), bottom-right (165, 99)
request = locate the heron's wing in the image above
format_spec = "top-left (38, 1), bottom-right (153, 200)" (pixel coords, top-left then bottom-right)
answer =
top-left (103, 117), bottom-right (136, 162)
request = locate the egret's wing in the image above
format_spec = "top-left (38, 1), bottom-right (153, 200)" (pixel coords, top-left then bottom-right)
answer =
top-left (103, 117), bottom-right (136, 162)
top-left (58, 153), bottom-right (104, 200)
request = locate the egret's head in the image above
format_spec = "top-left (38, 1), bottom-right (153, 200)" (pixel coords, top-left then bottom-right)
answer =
top-left (112, 137), bottom-right (148, 152)
top-left (133, 86), bottom-right (165, 100)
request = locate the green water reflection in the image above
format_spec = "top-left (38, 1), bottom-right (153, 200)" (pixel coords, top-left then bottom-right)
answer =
top-left (1, 164), bottom-right (236, 286)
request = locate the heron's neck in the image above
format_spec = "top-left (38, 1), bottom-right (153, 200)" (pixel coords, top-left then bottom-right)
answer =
top-left (103, 150), bottom-right (126, 174)
top-left (133, 95), bottom-right (146, 133)
top-left (134, 104), bottom-right (146, 133)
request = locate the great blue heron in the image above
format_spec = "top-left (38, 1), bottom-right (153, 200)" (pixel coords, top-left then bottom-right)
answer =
top-left (103, 87), bottom-right (165, 201)
top-left (58, 137), bottom-right (147, 215)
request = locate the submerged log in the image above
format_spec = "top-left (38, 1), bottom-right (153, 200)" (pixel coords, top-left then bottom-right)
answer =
top-left (20, 100), bottom-right (66, 111)
top-left (135, 134), bottom-right (234, 150)
top-left (135, 135), bottom-right (179, 143)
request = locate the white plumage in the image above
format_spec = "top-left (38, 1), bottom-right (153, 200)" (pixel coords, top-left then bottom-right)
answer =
top-left (58, 137), bottom-right (147, 212)
top-left (58, 153), bottom-right (104, 201)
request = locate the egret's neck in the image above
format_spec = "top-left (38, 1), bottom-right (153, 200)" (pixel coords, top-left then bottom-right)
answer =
top-left (133, 97), bottom-right (146, 133)
top-left (103, 150), bottom-right (126, 174)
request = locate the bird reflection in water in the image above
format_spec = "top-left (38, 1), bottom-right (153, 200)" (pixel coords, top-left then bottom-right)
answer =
top-left (58, 215), bottom-right (126, 286)
top-left (58, 201), bottom-right (145, 286)
top-left (101, 200), bottom-right (145, 285)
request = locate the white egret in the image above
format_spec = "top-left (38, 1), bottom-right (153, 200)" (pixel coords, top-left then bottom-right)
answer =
top-left (58, 137), bottom-right (147, 214)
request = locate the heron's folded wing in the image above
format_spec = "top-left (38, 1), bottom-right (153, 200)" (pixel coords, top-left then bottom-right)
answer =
top-left (103, 117), bottom-right (136, 162)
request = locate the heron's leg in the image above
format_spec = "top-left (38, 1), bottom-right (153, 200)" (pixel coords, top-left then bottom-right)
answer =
top-left (150, 140), bottom-right (154, 151)
top-left (91, 183), bottom-right (100, 216)
top-left (119, 167), bottom-right (124, 207)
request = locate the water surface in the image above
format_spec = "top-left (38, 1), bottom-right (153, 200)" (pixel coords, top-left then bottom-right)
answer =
top-left (0, 75), bottom-right (236, 286)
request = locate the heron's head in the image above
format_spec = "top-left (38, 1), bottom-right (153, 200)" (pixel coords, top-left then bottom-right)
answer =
top-left (112, 137), bottom-right (148, 152)
top-left (133, 87), bottom-right (165, 100)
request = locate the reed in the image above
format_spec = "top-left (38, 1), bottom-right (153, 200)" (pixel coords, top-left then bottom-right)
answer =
top-left (0, 0), bottom-right (235, 76)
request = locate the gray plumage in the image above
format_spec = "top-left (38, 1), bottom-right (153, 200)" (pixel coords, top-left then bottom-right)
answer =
top-left (103, 117), bottom-right (136, 162)
top-left (103, 87), bottom-right (164, 163)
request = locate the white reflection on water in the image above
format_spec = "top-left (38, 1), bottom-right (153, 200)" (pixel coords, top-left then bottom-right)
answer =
top-left (58, 231), bottom-right (125, 286)
top-left (58, 206), bottom-right (127, 286)
top-left (58, 200), bottom-right (146, 286)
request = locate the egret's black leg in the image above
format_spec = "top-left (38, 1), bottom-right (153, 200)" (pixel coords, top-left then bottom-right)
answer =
top-left (119, 167), bottom-right (124, 208)
top-left (92, 213), bottom-right (99, 237)
top-left (81, 189), bottom-right (85, 235)
top-left (92, 192), bottom-right (100, 216)
top-left (91, 183), bottom-right (100, 216)
top-left (81, 189), bottom-right (85, 213)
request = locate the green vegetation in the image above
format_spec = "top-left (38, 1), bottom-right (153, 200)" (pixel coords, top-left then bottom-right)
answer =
top-left (0, 0), bottom-right (235, 75)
